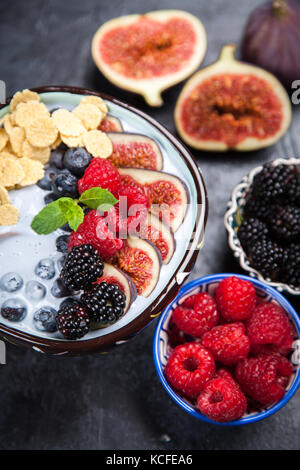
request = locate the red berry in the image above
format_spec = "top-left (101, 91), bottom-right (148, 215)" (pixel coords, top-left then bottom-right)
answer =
top-left (216, 276), bottom-right (256, 321)
top-left (214, 368), bottom-right (241, 390)
top-left (197, 378), bottom-right (247, 422)
top-left (68, 210), bottom-right (123, 260)
top-left (78, 159), bottom-right (121, 197)
top-left (107, 185), bottom-right (150, 236)
top-left (165, 343), bottom-right (215, 399)
top-left (172, 293), bottom-right (219, 338)
top-left (247, 303), bottom-right (295, 356)
top-left (201, 322), bottom-right (250, 365)
top-left (235, 354), bottom-right (293, 405)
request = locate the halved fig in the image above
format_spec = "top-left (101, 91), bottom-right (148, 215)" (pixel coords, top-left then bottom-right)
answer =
top-left (175, 44), bottom-right (292, 151)
top-left (118, 168), bottom-right (188, 232)
top-left (139, 214), bottom-right (175, 264)
top-left (92, 10), bottom-right (207, 106)
top-left (97, 263), bottom-right (137, 312)
top-left (114, 236), bottom-right (161, 297)
top-left (98, 115), bottom-right (123, 132)
top-left (108, 133), bottom-right (163, 170)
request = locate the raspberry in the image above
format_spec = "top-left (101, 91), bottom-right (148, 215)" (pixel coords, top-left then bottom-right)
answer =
top-left (78, 159), bottom-right (121, 197)
top-left (68, 210), bottom-right (123, 260)
top-left (215, 276), bottom-right (256, 321)
top-left (165, 343), bottom-right (215, 399)
top-left (247, 303), bottom-right (295, 356)
top-left (168, 318), bottom-right (192, 348)
top-left (201, 323), bottom-right (250, 365)
top-left (235, 354), bottom-right (293, 405)
top-left (214, 368), bottom-right (241, 390)
top-left (172, 293), bottom-right (219, 338)
top-left (107, 185), bottom-right (150, 236)
top-left (197, 378), bottom-right (247, 422)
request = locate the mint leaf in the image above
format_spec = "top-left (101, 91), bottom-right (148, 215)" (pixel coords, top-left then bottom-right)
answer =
top-left (31, 200), bottom-right (68, 235)
top-left (79, 187), bottom-right (118, 211)
top-left (58, 197), bottom-right (84, 232)
top-left (67, 204), bottom-right (84, 231)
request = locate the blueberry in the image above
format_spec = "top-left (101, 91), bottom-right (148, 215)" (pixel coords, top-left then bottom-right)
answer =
top-left (37, 166), bottom-right (59, 191)
top-left (59, 297), bottom-right (80, 310)
top-left (33, 306), bottom-right (57, 332)
top-left (57, 255), bottom-right (67, 270)
top-left (56, 235), bottom-right (69, 254)
top-left (50, 147), bottom-right (65, 170)
top-left (35, 258), bottom-right (56, 280)
top-left (1, 298), bottom-right (27, 322)
top-left (60, 222), bottom-right (72, 233)
top-left (63, 147), bottom-right (92, 177)
top-left (51, 279), bottom-right (74, 298)
top-left (0, 272), bottom-right (23, 292)
top-left (44, 192), bottom-right (59, 205)
top-left (51, 169), bottom-right (79, 198)
top-left (25, 280), bottom-right (46, 300)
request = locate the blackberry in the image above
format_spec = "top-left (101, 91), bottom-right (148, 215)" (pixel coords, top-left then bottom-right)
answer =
top-left (80, 282), bottom-right (126, 326)
top-left (60, 244), bottom-right (104, 291)
top-left (248, 238), bottom-right (285, 281)
top-left (56, 304), bottom-right (90, 339)
top-left (269, 205), bottom-right (300, 242)
top-left (243, 195), bottom-right (273, 221)
top-left (252, 163), bottom-right (295, 201)
top-left (287, 173), bottom-right (300, 206)
top-left (237, 218), bottom-right (269, 254)
top-left (281, 243), bottom-right (300, 287)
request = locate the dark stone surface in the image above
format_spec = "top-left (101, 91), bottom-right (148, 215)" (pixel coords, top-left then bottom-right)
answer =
top-left (1, 0), bottom-right (300, 450)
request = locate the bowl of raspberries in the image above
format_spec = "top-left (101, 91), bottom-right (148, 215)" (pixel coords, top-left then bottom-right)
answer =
top-left (153, 274), bottom-right (300, 425)
top-left (225, 158), bottom-right (300, 295)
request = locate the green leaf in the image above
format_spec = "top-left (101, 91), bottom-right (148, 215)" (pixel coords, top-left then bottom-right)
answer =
top-left (79, 187), bottom-right (118, 211)
top-left (67, 204), bottom-right (84, 231)
top-left (31, 200), bottom-right (68, 235)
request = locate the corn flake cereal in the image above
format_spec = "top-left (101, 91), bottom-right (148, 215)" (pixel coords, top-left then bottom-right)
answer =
top-left (10, 89), bottom-right (40, 112)
top-left (83, 130), bottom-right (112, 158)
top-left (0, 128), bottom-right (8, 151)
top-left (0, 204), bottom-right (20, 226)
top-left (23, 140), bottom-right (50, 164)
top-left (3, 114), bottom-right (15, 136)
top-left (17, 157), bottom-right (44, 187)
top-left (81, 95), bottom-right (108, 115)
top-left (73, 103), bottom-right (102, 130)
top-left (26, 116), bottom-right (58, 148)
top-left (15, 101), bottom-right (49, 128)
top-left (52, 109), bottom-right (85, 137)
top-left (0, 156), bottom-right (24, 187)
top-left (61, 133), bottom-right (85, 148)
top-left (0, 184), bottom-right (10, 205)
top-left (10, 126), bottom-right (26, 156)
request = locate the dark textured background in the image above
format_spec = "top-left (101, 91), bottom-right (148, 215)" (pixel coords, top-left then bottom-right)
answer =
top-left (1, 0), bottom-right (300, 450)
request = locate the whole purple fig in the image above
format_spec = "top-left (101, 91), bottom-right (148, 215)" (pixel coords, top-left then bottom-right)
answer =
top-left (242, 0), bottom-right (300, 89)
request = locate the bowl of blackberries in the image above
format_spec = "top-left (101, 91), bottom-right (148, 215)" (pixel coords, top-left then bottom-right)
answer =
top-left (225, 158), bottom-right (300, 295)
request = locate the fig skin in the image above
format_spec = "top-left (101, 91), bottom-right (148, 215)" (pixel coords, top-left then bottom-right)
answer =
top-left (242, 0), bottom-right (300, 89)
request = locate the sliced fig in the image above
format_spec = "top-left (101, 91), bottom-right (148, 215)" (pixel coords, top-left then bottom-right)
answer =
top-left (97, 263), bottom-right (137, 312)
top-left (114, 236), bottom-right (161, 297)
top-left (118, 168), bottom-right (188, 232)
top-left (108, 133), bottom-right (163, 170)
top-left (139, 214), bottom-right (175, 264)
top-left (98, 115), bottom-right (123, 132)
top-left (175, 44), bottom-right (292, 151)
top-left (92, 10), bottom-right (207, 106)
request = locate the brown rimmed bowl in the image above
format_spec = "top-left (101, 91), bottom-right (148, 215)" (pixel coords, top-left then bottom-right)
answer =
top-left (0, 86), bottom-right (208, 355)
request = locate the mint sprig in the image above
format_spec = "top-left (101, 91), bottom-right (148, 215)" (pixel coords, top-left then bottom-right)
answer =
top-left (31, 187), bottom-right (118, 235)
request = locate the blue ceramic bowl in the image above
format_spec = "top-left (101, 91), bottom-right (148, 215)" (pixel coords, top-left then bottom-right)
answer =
top-left (153, 273), bottom-right (300, 426)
